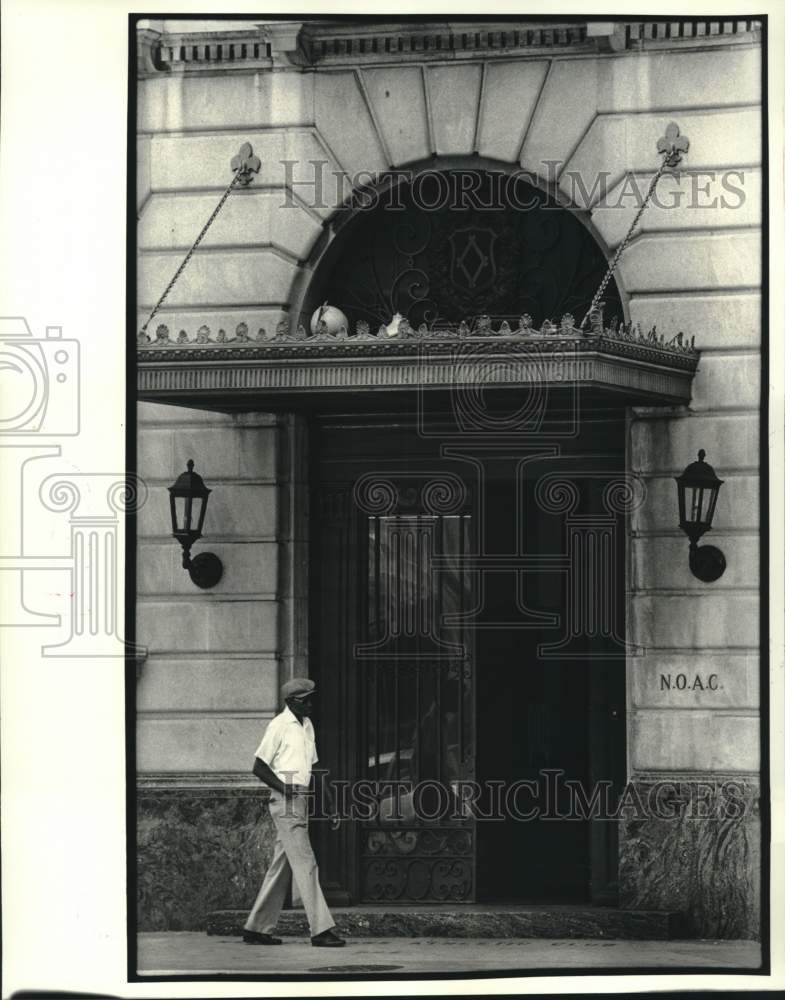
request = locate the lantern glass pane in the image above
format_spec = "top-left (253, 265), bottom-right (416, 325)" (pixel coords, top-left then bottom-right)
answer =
top-left (169, 493), bottom-right (178, 534)
top-left (174, 495), bottom-right (187, 532)
top-left (183, 495), bottom-right (194, 532)
top-left (706, 486), bottom-right (719, 525)
top-left (692, 487), bottom-right (705, 524)
top-left (677, 483), bottom-right (686, 523)
top-left (195, 494), bottom-right (208, 534)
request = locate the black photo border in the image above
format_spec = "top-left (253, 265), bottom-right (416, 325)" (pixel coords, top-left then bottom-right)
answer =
top-left (125, 10), bottom-right (771, 986)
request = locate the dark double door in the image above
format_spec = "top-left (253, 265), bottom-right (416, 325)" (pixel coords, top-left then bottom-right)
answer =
top-left (310, 408), bottom-right (627, 905)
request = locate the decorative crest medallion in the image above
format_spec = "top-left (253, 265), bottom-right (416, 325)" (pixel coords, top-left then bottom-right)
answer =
top-left (448, 227), bottom-right (497, 292)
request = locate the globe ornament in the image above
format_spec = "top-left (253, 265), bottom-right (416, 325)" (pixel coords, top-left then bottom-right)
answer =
top-left (310, 302), bottom-right (348, 338)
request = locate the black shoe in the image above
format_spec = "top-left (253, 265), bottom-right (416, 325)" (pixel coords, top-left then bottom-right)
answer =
top-left (243, 930), bottom-right (282, 945)
top-left (311, 928), bottom-right (346, 947)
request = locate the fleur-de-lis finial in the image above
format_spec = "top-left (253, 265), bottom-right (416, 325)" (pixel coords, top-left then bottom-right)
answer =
top-left (657, 122), bottom-right (689, 168)
top-left (231, 142), bottom-right (261, 186)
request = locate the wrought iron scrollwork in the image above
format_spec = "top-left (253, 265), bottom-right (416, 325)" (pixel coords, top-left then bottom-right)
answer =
top-left (320, 172), bottom-right (623, 331)
top-left (361, 829), bottom-right (474, 901)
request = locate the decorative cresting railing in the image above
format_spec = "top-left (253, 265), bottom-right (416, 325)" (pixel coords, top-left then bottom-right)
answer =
top-left (136, 308), bottom-right (699, 405)
top-left (138, 310), bottom-right (697, 354)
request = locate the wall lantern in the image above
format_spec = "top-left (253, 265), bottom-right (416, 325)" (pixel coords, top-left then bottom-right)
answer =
top-left (675, 449), bottom-right (726, 582)
top-left (168, 459), bottom-right (223, 589)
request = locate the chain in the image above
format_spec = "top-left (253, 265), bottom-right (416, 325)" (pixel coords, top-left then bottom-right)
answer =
top-left (139, 171), bottom-right (243, 335)
top-left (580, 157), bottom-right (670, 329)
top-left (142, 143), bottom-right (672, 336)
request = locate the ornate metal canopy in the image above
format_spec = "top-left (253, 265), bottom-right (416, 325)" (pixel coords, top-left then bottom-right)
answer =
top-left (136, 310), bottom-right (698, 409)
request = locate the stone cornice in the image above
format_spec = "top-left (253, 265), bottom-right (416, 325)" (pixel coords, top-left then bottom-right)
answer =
top-left (137, 18), bottom-right (762, 76)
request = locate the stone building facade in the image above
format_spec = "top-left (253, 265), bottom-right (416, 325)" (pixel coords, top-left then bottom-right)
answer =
top-left (135, 17), bottom-right (763, 937)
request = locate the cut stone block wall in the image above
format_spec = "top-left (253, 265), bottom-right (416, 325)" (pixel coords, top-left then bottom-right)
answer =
top-left (136, 402), bottom-right (281, 774)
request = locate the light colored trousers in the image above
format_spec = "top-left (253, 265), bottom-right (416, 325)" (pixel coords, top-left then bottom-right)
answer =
top-left (245, 789), bottom-right (335, 938)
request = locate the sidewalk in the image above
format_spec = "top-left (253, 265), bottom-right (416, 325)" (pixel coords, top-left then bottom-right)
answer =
top-left (137, 933), bottom-right (762, 977)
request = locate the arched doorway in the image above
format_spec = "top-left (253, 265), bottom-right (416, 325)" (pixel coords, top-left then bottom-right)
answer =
top-left (299, 165), bottom-right (624, 331)
top-left (307, 168), bottom-right (628, 906)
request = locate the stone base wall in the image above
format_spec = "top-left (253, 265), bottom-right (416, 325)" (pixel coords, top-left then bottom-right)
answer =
top-left (137, 784), bottom-right (276, 931)
top-left (619, 779), bottom-right (761, 940)
top-left (137, 780), bottom-right (761, 937)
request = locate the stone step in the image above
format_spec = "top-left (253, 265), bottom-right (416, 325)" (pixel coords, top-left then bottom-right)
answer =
top-left (206, 905), bottom-right (682, 940)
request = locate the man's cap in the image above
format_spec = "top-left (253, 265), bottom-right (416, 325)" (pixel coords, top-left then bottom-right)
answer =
top-left (282, 677), bottom-right (316, 700)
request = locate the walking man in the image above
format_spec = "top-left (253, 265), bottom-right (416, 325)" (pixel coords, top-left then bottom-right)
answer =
top-left (243, 677), bottom-right (346, 948)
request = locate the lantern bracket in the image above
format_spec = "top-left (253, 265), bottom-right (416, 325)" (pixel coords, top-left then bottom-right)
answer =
top-left (688, 543), bottom-right (726, 584)
top-left (183, 549), bottom-right (224, 589)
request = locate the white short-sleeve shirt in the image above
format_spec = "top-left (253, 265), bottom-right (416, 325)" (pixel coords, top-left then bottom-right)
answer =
top-left (255, 705), bottom-right (318, 786)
